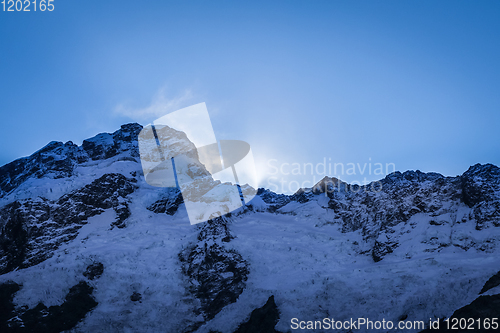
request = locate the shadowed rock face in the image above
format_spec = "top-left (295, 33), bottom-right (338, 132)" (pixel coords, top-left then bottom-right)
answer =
top-left (0, 174), bottom-right (137, 275)
top-left (0, 142), bottom-right (83, 198)
top-left (147, 188), bottom-right (184, 215)
top-left (83, 262), bottom-right (104, 280)
top-left (372, 240), bottom-right (398, 262)
top-left (4, 123), bottom-right (499, 275)
top-left (462, 164), bottom-right (500, 230)
top-left (257, 164), bottom-right (500, 262)
top-left (16, 281), bottom-right (98, 333)
top-left (0, 281), bottom-right (20, 332)
top-left (420, 294), bottom-right (500, 332)
top-left (461, 164), bottom-right (500, 207)
top-left (329, 170), bottom-right (464, 258)
top-left (0, 124), bottom-right (499, 332)
top-left (0, 263), bottom-right (103, 333)
top-left (0, 123), bottom-right (143, 199)
top-left (480, 271), bottom-right (500, 294)
top-left (453, 294), bottom-right (500, 318)
top-left (179, 217), bottom-right (249, 331)
top-left (82, 123), bottom-right (143, 161)
top-left (234, 296), bottom-right (281, 333)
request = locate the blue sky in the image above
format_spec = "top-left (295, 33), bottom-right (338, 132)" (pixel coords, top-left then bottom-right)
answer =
top-left (1, 0), bottom-right (499, 192)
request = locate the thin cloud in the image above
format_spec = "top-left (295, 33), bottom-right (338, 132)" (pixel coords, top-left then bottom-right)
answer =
top-left (115, 87), bottom-right (196, 120)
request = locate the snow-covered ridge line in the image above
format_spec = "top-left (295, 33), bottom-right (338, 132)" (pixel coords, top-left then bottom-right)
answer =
top-left (0, 123), bottom-right (499, 332)
top-left (0, 123), bottom-right (143, 200)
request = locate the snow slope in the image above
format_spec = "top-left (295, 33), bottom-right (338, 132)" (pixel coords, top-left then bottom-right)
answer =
top-left (0, 124), bottom-right (499, 333)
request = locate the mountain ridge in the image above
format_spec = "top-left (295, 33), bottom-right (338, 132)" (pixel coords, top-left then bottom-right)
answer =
top-left (0, 123), bottom-right (499, 332)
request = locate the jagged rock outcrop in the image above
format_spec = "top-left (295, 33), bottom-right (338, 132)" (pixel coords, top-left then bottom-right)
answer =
top-left (480, 270), bottom-right (500, 294)
top-left (0, 281), bottom-right (20, 332)
top-left (1, 269), bottom-right (101, 332)
top-left (462, 163), bottom-right (500, 230)
top-left (256, 188), bottom-right (291, 212)
top-left (0, 141), bottom-right (83, 198)
top-left (255, 165), bottom-right (500, 262)
top-left (0, 123), bottom-right (142, 199)
top-left (83, 262), bottom-right (104, 281)
top-left (82, 123), bottom-right (142, 161)
top-left (0, 173), bottom-right (137, 274)
top-left (179, 217), bottom-right (248, 330)
top-left (147, 188), bottom-right (184, 215)
top-left (234, 295), bottom-right (281, 333)
top-left (0, 123), bottom-right (499, 333)
top-left (420, 294), bottom-right (500, 332)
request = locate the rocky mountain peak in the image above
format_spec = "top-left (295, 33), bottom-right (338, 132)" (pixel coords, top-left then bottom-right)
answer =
top-left (310, 176), bottom-right (345, 194)
top-left (0, 123), bottom-right (143, 199)
top-left (461, 163), bottom-right (500, 207)
top-left (0, 125), bottom-right (499, 333)
top-left (81, 122), bottom-right (143, 161)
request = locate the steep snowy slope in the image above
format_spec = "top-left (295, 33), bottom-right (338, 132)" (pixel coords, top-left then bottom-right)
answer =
top-left (0, 124), bottom-right (499, 333)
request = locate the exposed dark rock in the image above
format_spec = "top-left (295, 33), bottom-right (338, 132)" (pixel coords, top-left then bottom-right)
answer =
top-left (147, 188), bottom-right (183, 215)
top-left (245, 165), bottom-right (499, 263)
top-left (372, 240), bottom-right (398, 262)
top-left (450, 294), bottom-right (500, 323)
top-left (0, 173), bottom-right (137, 275)
top-left (0, 281), bottom-right (21, 332)
top-left (53, 173), bottom-right (136, 225)
top-left (196, 217), bottom-right (232, 242)
top-left (3, 281), bottom-right (97, 333)
top-left (461, 164), bottom-right (500, 207)
top-left (322, 169), bottom-right (478, 261)
top-left (252, 166), bottom-right (500, 262)
top-left (461, 164), bottom-right (500, 230)
top-left (311, 176), bottom-right (345, 195)
top-left (234, 295), bottom-right (281, 333)
top-left (179, 217), bottom-right (248, 328)
top-left (83, 262), bottom-right (104, 280)
top-left (420, 294), bottom-right (500, 332)
top-left (0, 123), bottom-right (142, 199)
top-left (290, 189), bottom-right (313, 204)
top-left (257, 188), bottom-right (290, 211)
top-left (112, 202), bottom-right (131, 228)
top-left (130, 292), bottom-right (142, 302)
top-left (0, 141), bottom-right (84, 199)
top-left (0, 202), bottom-right (29, 274)
top-left (479, 271), bottom-right (500, 294)
top-left (82, 123), bottom-right (142, 161)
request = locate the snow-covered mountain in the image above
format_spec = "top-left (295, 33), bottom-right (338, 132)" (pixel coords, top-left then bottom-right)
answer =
top-left (0, 123), bottom-right (499, 333)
